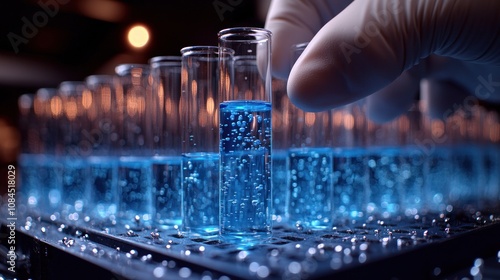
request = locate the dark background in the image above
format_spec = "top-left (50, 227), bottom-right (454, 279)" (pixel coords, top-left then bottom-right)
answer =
top-left (0, 0), bottom-right (269, 191)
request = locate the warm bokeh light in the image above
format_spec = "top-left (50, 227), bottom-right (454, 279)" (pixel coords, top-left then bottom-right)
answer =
top-left (0, 119), bottom-right (19, 163)
top-left (305, 112), bottom-right (316, 127)
top-left (206, 97), bottom-right (215, 115)
top-left (343, 113), bottom-right (354, 130)
top-left (127, 24), bottom-right (150, 49)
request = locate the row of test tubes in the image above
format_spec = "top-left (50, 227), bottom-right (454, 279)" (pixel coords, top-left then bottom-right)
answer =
top-left (18, 27), bottom-right (273, 244)
top-left (17, 28), bottom-right (500, 242)
top-left (272, 89), bottom-right (500, 228)
top-left (266, 43), bottom-right (500, 230)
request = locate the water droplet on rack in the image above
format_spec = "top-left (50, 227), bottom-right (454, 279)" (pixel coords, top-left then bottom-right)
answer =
top-left (61, 237), bottom-right (75, 247)
top-left (153, 267), bottom-right (165, 278)
top-left (334, 245), bottom-right (342, 253)
top-left (179, 267), bottom-right (192, 278)
top-left (127, 230), bottom-right (138, 237)
top-left (256, 265), bottom-right (270, 278)
top-left (288, 261), bottom-right (301, 274)
top-left (141, 254), bottom-right (152, 262)
top-left (237, 251), bottom-right (249, 261)
top-left (358, 253), bottom-right (367, 263)
top-left (330, 257), bottom-right (342, 270)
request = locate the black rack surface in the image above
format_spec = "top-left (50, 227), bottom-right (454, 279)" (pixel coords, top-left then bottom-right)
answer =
top-left (2, 207), bottom-right (500, 280)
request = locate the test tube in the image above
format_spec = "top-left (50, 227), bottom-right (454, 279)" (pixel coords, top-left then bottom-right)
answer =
top-left (44, 89), bottom-right (64, 214)
top-left (270, 78), bottom-right (290, 223)
top-left (481, 110), bottom-right (500, 207)
top-left (180, 46), bottom-right (226, 238)
top-left (331, 101), bottom-right (369, 220)
top-left (283, 42), bottom-right (334, 230)
top-left (85, 75), bottom-right (120, 223)
top-left (149, 56), bottom-right (183, 229)
top-left (218, 27), bottom-right (273, 242)
top-left (115, 64), bottom-right (154, 226)
top-left (18, 93), bottom-right (42, 212)
top-left (396, 102), bottom-right (427, 216)
top-left (419, 86), bottom-right (452, 213)
top-left (365, 114), bottom-right (402, 218)
top-left (57, 81), bottom-right (91, 220)
top-left (20, 88), bottom-right (63, 216)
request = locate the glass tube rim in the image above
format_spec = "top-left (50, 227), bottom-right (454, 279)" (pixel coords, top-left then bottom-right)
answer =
top-left (35, 88), bottom-right (57, 100)
top-left (85, 75), bottom-right (117, 86)
top-left (149, 56), bottom-right (181, 64)
top-left (18, 93), bottom-right (35, 110)
top-left (180, 45), bottom-right (234, 57)
top-left (58, 81), bottom-right (86, 96)
top-left (115, 63), bottom-right (151, 76)
top-left (218, 27), bottom-right (272, 43)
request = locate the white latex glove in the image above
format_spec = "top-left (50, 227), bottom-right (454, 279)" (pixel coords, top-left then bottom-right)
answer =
top-left (265, 0), bottom-right (500, 122)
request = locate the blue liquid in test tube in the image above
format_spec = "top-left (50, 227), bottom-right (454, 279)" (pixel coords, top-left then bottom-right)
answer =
top-left (220, 100), bottom-right (272, 242)
top-left (271, 150), bottom-right (288, 223)
top-left (287, 147), bottom-right (333, 230)
top-left (182, 153), bottom-right (220, 237)
top-left (61, 157), bottom-right (90, 218)
top-left (425, 146), bottom-right (451, 212)
top-left (118, 156), bottom-right (153, 225)
top-left (88, 156), bottom-right (118, 220)
top-left (399, 147), bottom-right (426, 216)
top-left (19, 154), bottom-right (43, 210)
top-left (60, 166), bottom-right (90, 220)
top-left (38, 155), bottom-right (63, 212)
top-left (367, 147), bottom-right (402, 217)
top-left (333, 148), bottom-right (368, 219)
top-left (152, 156), bottom-right (183, 229)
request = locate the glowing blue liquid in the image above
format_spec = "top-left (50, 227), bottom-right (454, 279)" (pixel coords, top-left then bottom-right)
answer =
top-left (481, 146), bottom-right (500, 204)
top-left (367, 148), bottom-right (401, 217)
top-left (152, 156), bottom-right (182, 229)
top-left (19, 154), bottom-right (43, 210)
top-left (288, 147), bottom-right (333, 230)
top-left (272, 151), bottom-right (287, 222)
top-left (332, 148), bottom-right (368, 219)
top-left (61, 157), bottom-right (90, 216)
top-left (449, 146), bottom-right (480, 205)
top-left (88, 156), bottom-right (118, 219)
top-left (219, 101), bottom-right (272, 242)
top-left (37, 155), bottom-right (62, 212)
top-left (425, 147), bottom-right (451, 212)
top-left (118, 156), bottom-right (153, 224)
top-left (399, 147), bottom-right (425, 216)
top-left (182, 153), bottom-right (219, 238)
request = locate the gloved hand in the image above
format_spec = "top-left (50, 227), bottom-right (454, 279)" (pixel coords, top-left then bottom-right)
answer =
top-left (265, 0), bottom-right (500, 122)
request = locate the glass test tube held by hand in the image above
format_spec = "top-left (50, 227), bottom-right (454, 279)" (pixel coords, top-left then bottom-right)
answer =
top-left (115, 64), bottom-right (154, 226)
top-left (180, 47), bottom-right (226, 238)
top-left (331, 101), bottom-right (369, 220)
top-left (285, 43), bottom-right (334, 230)
top-left (218, 27), bottom-right (273, 243)
top-left (149, 56), bottom-right (183, 229)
